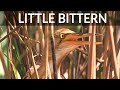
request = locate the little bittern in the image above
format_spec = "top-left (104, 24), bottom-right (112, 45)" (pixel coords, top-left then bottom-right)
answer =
top-left (25, 28), bottom-right (101, 79)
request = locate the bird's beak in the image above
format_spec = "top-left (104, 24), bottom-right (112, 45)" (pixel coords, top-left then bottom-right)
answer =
top-left (62, 33), bottom-right (102, 45)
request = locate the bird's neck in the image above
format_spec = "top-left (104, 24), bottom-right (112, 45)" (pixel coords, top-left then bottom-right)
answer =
top-left (47, 42), bottom-right (80, 78)
top-left (30, 41), bottom-right (80, 79)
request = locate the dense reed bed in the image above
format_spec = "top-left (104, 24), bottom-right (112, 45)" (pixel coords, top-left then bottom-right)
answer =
top-left (0, 11), bottom-right (120, 79)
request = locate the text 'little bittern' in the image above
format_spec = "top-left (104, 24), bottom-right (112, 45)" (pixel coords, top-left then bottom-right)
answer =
top-left (25, 28), bottom-right (101, 79)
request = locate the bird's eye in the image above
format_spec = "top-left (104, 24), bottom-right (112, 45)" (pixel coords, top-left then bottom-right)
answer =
top-left (60, 33), bottom-right (65, 39)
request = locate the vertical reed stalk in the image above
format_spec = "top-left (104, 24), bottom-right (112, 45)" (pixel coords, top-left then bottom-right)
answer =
top-left (102, 29), bottom-right (109, 79)
top-left (44, 12), bottom-right (49, 79)
top-left (108, 21), bottom-right (119, 79)
top-left (50, 14), bottom-right (58, 79)
top-left (88, 23), bottom-right (96, 79)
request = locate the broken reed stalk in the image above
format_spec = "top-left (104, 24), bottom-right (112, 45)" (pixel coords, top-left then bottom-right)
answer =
top-left (50, 22), bottom-right (58, 79)
top-left (88, 23), bottom-right (96, 79)
top-left (0, 49), bottom-right (11, 79)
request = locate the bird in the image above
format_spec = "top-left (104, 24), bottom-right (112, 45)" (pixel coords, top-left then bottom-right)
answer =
top-left (24, 28), bottom-right (101, 79)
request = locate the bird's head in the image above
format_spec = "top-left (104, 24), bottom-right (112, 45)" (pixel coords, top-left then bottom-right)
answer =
top-left (53, 28), bottom-right (94, 67)
top-left (54, 28), bottom-right (90, 48)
